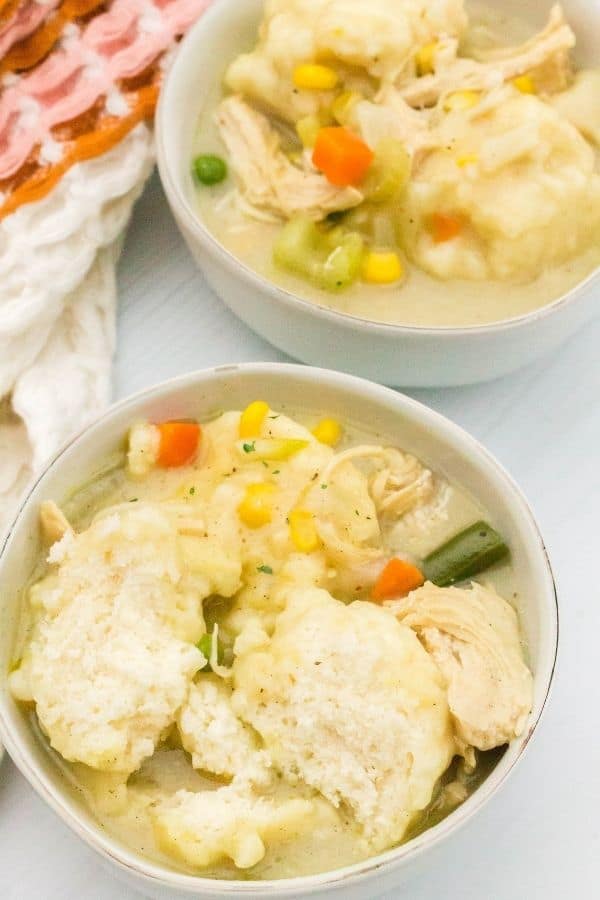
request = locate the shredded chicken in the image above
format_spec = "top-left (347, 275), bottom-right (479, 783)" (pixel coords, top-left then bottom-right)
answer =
top-left (369, 448), bottom-right (437, 518)
top-left (320, 445), bottom-right (442, 521)
top-left (389, 582), bottom-right (533, 753)
top-left (399, 5), bottom-right (575, 108)
top-left (216, 96), bottom-right (363, 221)
top-left (352, 91), bottom-right (435, 161)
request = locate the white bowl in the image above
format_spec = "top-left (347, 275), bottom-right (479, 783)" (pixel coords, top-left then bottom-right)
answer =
top-left (0, 363), bottom-right (557, 899)
top-left (156, 0), bottom-right (600, 388)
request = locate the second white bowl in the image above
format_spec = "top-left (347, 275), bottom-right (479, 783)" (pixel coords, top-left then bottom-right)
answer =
top-left (156, 0), bottom-right (600, 388)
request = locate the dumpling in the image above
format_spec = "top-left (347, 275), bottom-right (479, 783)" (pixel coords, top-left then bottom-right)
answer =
top-left (399, 87), bottom-right (600, 282)
top-left (389, 581), bottom-right (533, 751)
top-left (9, 506), bottom-right (210, 774)
top-left (152, 779), bottom-right (318, 869)
top-left (225, 0), bottom-right (467, 123)
top-left (232, 586), bottom-right (455, 851)
top-left (551, 69), bottom-right (600, 148)
top-left (178, 675), bottom-right (265, 780)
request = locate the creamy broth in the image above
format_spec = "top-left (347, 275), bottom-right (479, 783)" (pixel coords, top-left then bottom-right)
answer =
top-left (192, 2), bottom-right (600, 328)
top-left (11, 408), bottom-right (523, 880)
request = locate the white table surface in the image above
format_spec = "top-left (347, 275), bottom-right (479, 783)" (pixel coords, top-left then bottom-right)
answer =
top-left (1, 172), bottom-right (598, 899)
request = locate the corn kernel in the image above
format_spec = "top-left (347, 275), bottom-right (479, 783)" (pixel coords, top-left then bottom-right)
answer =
top-left (331, 90), bottom-right (362, 125)
top-left (415, 42), bottom-right (438, 77)
top-left (293, 64), bottom-right (339, 91)
top-left (239, 401), bottom-right (269, 438)
top-left (312, 418), bottom-right (342, 446)
top-left (361, 250), bottom-right (404, 285)
top-left (296, 115), bottom-right (322, 148)
top-left (443, 90), bottom-right (481, 112)
top-left (456, 152), bottom-right (479, 167)
top-left (289, 509), bottom-right (321, 553)
top-left (238, 483), bottom-right (276, 529)
top-left (512, 74), bottom-right (536, 94)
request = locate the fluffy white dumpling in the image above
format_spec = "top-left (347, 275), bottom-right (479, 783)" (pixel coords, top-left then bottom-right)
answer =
top-left (178, 676), bottom-right (264, 779)
top-left (390, 581), bottom-right (533, 751)
top-left (551, 69), bottom-right (600, 148)
top-left (226, 0), bottom-right (467, 122)
top-left (11, 506), bottom-right (207, 774)
top-left (400, 88), bottom-right (600, 282)
top-left (152, 780), bottom-right (317, 869)
top-left (232, 586), bottom-right (455, 851)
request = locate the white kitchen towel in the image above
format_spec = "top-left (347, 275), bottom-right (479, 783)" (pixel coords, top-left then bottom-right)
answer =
top-left (0, 122), bottom-right (155, 537)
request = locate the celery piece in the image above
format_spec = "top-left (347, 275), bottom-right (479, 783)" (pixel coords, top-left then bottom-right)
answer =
top-left (273, 216), bottom-right (364, 292)
top-left (364, 138), bottom-right (412, 203)
top-left (296, 115), bottom-right (322, 148)
top-left (331, 90), bottom-right (363, 126)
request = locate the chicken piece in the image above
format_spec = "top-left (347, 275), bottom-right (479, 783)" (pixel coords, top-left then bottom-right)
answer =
top-left (400, 87), bottom-right (600, 282)
top-left (232, 586), bottom-right (455, 852)
top-left (216, 96), bottom-right (362, 221)
top-left (389, 581), bottom-right (533, 752)
top-left (368, 448), bottom-right (440, 519)
top-left (225, 0), bottom-right (467, 123)
top-left (304, 446), bottom-right (382, 567)
top-left (351, 91), bottom-right (434, 161)
top-left (39, 500), bottom-right (72, 545)
top-left (177, 675), bottom-right (265, 780)
top-left (315, 444), bottom-right (446, 526)
top-left (152, 779), bottom-right (318, 869)
top-left (399, 5), bottom-right (575, 107)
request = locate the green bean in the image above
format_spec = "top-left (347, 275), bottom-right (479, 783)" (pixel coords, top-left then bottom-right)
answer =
top-left (423, 520), bottom-right (509, 587)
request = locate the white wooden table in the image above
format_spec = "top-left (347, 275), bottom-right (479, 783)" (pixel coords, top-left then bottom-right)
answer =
top-left (1, 172), bottom-right (598, 899)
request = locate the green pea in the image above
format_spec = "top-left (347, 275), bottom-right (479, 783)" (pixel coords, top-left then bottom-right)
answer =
top-left (193, 154), bottom-right (228, 186)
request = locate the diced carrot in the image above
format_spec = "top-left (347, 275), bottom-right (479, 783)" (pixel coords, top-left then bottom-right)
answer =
top-left (157, 422), bottom-right (201, 468)
top-left (371, 558), bottom-right (425, 601)
top-left (312, 127), bottom-right (374, 187)
top-left (429, 212), bottom-right (462, 243)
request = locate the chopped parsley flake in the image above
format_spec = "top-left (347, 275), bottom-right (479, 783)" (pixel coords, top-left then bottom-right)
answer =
top-left (257, 564), bottom-right (273, 575)
top-left (189, 486), bottom-right (196, 495)
top-left (321, 483), bottom-right (328, 490)
top-left (272, 469), bottom-right (280, 475)
top-left (243, 441), bottom-right (256, 453)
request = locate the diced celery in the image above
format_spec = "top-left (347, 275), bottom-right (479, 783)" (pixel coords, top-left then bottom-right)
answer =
top-left (364, 138), bottom-right (412, 203)
top-left (331, 90), bottom-right (363, 125)
top-left (296, 115), bottom-right (322, 148)
top-left (273, 216), bottom-right (364, 291)
top-left (320, 231), bottom-right (364, 291)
